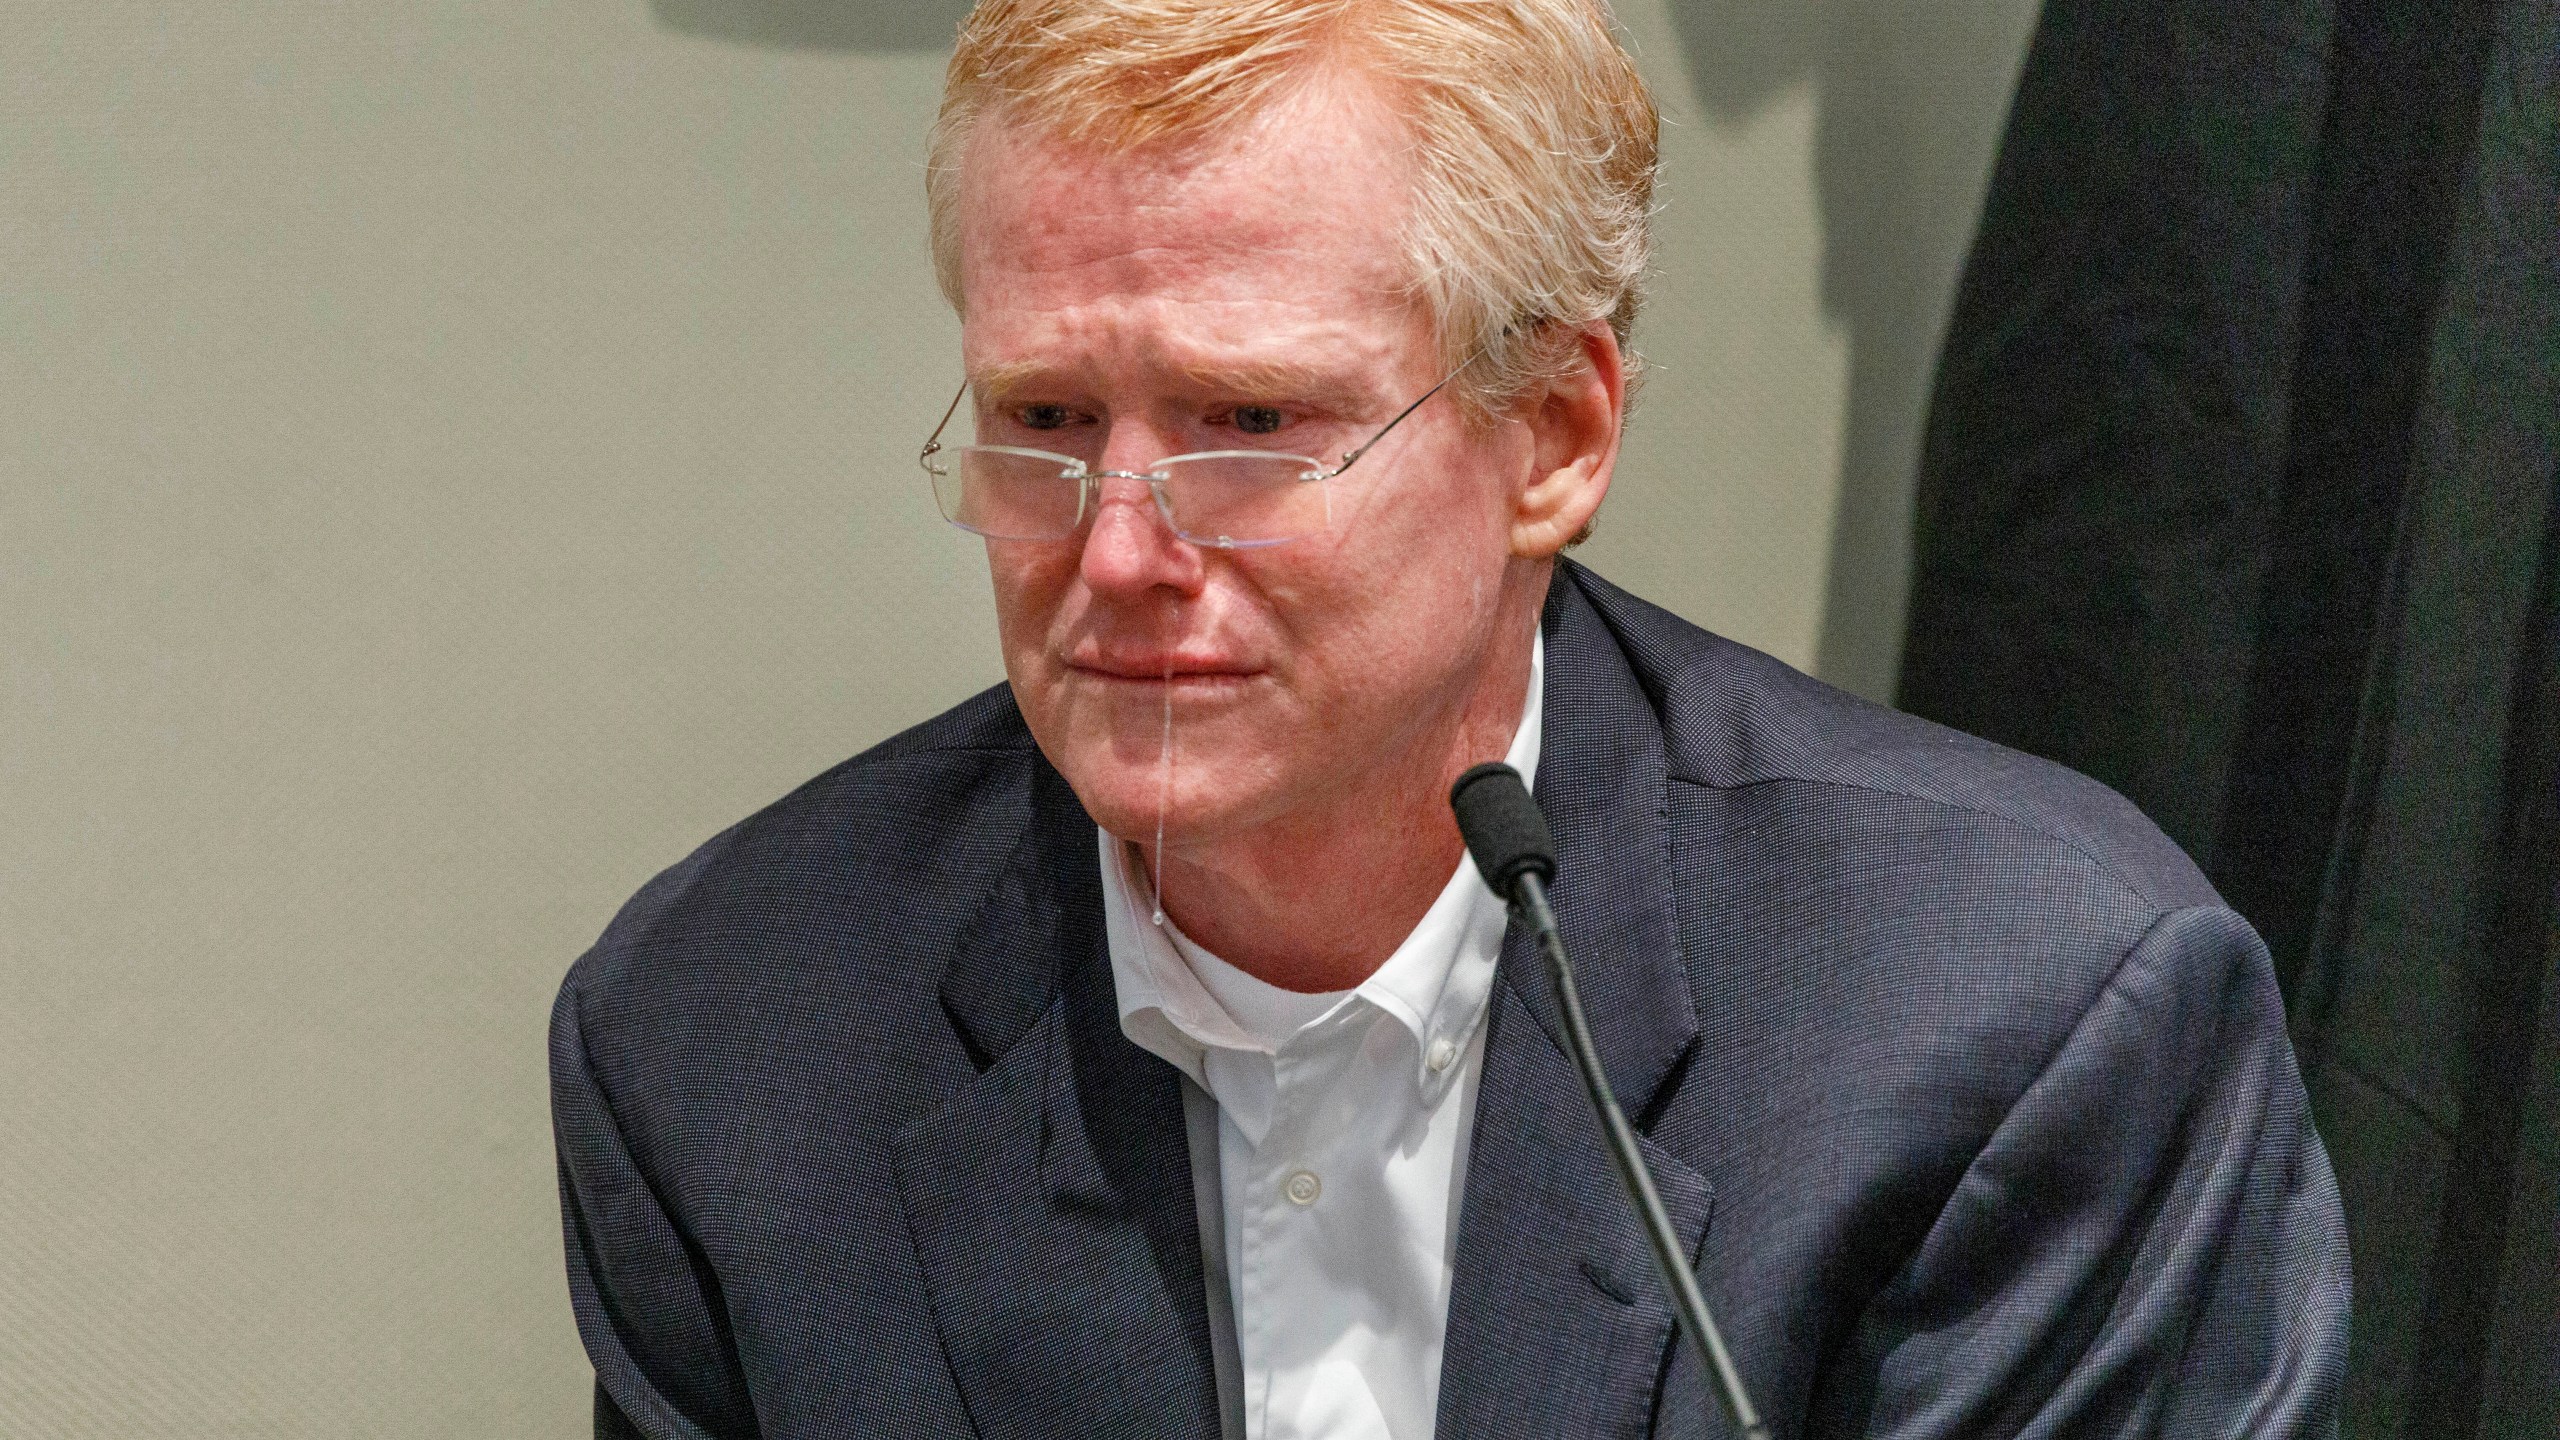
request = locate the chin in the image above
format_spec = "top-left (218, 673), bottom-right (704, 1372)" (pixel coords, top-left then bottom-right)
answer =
top-left (1016, 669), bottom-right (1287, 839)
top-left (1047, 730), bottom-right (1283, 849)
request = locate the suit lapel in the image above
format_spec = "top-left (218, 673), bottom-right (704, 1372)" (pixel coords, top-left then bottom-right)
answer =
top-left (1437, 574), bottom-right (1714, 1439)
top-left (892, 761), bottom-right (1222, 1440)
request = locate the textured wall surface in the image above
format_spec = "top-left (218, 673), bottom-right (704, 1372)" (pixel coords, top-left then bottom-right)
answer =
top-left (0, 1), bottom-right (2033, 1433)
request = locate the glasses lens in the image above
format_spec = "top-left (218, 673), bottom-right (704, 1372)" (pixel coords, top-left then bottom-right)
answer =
top-left (937, 448), bottom-right (1085, 540)
top-left (1156, 453), bottom-right (1329, 547)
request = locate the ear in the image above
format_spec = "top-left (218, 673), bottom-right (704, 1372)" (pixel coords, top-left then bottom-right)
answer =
top-left (1509, 322), bottom-right (1624, 559)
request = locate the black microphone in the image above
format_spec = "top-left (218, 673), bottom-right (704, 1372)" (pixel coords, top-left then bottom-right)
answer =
top-left (1450, 762), bottom-right (1769, 1440)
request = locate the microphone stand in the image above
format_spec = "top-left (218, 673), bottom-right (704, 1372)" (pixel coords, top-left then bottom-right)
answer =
top-left (1453, 762), bottom-right (1768, 1439)
top-left (1512, 870), bottom-right (1769, 1440)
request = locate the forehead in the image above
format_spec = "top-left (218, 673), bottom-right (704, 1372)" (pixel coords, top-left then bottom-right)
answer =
top-left (954, 66), bottom-right (1426, 371)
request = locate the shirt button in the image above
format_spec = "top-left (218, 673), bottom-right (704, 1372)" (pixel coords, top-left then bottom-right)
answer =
top-left (1426, 1037), bottom-right (1459, 1073)
top-left (1283, 1170), bottom-right (1322, 1206)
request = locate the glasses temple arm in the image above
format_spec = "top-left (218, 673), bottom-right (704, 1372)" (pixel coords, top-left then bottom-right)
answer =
top-left (1329, 349), bottom-right (1484, 476)
top-left (919, 379), bottom-right (969, 461)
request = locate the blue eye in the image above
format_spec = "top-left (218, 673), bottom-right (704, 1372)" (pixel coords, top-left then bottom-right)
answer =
top-left (1234, 406), bottom-right (1284, 435)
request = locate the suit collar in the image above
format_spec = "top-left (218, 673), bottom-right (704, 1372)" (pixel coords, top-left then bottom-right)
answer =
top-left (1431, 563), bottom-right (1711, 1439)
top-left (896, 757), bottom-right (1225, 1438)
top-left (1510, 562), bottom-right (1700, 1114)
top-left (934, 759), bottom-right (1079, 1069)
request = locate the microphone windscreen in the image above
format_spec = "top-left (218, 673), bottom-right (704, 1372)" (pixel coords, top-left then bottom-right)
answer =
top-left (1449, 762), bottom-right (1556, 901)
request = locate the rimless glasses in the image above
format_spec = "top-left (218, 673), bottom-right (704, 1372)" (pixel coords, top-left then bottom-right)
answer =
top-left (918, 351), bottom-right (1482, 549)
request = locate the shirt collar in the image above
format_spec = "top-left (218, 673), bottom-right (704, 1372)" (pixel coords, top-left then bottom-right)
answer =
top-left (1103, 629), bottom-right (1544, 1106)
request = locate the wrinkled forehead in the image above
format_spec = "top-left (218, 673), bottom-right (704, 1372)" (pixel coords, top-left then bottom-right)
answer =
top-left (951, 64), bottom-right (1425, 324)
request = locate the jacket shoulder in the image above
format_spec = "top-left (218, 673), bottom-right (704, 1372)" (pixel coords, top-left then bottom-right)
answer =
top-left (559, 682), bottom-right (1044, 1045)
top-left (1567, 564), bottom-right (2217, 914)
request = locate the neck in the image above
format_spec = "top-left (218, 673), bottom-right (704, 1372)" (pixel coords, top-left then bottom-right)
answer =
top-left (1146, 580), bottom-right (1545, 993)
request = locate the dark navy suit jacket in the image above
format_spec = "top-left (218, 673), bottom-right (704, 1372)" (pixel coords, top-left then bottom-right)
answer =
top-left (552, 561), bottom-right (2350, 1438)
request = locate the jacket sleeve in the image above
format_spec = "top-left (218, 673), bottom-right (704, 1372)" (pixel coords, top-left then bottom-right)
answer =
top-left (552, 971), bottom-right (760, 1440)
top-left (1811, 904), bottom-right (2352, 1438)
top-left (596, 1382), bottom-right (649, 1440)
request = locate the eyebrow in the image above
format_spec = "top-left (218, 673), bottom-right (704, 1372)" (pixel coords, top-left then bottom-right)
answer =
top-left (967, 360), bottom-right (1058, 398)
top-left (1175, 357), bottom-right (1372, 407)
top-left (968, 356), bottom-right (1383, 415)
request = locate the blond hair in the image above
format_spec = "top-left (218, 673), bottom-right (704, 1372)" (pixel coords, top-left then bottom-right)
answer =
top-left (926, 0), bottom-right (1660, 418)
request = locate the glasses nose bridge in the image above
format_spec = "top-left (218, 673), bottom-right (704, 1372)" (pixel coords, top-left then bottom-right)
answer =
top-left (1083, 467), bottom-right (1185, 535)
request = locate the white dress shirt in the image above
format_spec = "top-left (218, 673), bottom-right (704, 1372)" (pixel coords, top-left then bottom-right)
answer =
top-left (1101, 633), bottom-right (1543, 1440)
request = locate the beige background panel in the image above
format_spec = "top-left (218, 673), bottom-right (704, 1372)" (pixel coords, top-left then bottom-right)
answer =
top-left (1, 1), bottom-right (2032, 1433)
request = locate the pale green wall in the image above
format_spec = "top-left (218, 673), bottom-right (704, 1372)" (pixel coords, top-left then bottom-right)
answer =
top-left (0, 2), bottom-right (2034, 1433)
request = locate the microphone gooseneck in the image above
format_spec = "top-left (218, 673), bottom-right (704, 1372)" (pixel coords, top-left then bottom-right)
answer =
top-left (1450, 762), bottom-right (1770, 1440)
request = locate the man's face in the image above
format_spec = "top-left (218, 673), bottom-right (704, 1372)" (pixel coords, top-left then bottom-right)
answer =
top-left (954, 70), bottom-right (1542, 850)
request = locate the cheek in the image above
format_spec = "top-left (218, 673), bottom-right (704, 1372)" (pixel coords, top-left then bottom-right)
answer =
top-left (1347, 426), bottom-right (1517, 551)
top-left (1333, 435), bottom-right (1518, 599)
top-left (1255, 463), bottom-right (1512, 697)
top-left (985, 545), bottom-right (1076, 658)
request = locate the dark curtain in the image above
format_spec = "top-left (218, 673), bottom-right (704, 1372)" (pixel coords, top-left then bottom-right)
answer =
top-left (1896, 0), bottom-right (2558, 1433)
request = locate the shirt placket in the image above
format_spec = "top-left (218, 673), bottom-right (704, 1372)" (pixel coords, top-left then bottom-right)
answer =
top-left (1237, 1012), bottom-right (1363, 1440)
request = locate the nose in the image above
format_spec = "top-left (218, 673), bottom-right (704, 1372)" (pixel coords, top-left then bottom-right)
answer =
top-left (1077, 427), bottom-right (1205, 602)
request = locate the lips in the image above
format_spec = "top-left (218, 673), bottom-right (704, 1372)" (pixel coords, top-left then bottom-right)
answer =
top-left (1063, 642), bottom-right (1261, 680)
top-left (1067, 655), bottom-right (1259, 681)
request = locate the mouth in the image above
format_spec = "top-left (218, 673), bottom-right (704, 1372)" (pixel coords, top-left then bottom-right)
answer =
top-left (1065, 655), bottom-right (1262, 687)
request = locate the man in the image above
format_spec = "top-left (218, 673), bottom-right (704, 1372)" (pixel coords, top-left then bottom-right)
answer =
top-left (551, 2), bottom-right (2351, 1436)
